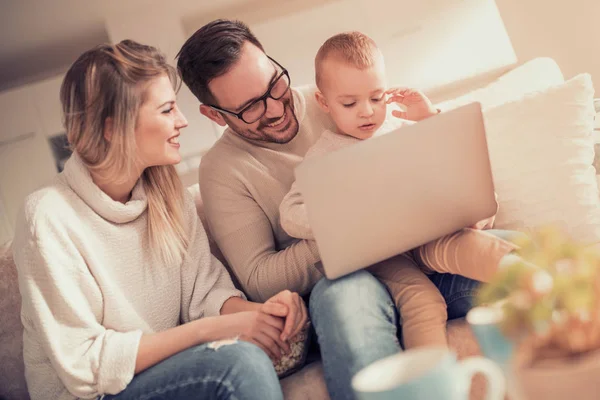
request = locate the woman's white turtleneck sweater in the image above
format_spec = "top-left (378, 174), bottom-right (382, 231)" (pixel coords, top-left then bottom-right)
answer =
top-left (12, 153), bottom-right (243, 399)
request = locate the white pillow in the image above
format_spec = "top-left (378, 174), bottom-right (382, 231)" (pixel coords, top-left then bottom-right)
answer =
top-left (437, 57), bottom-right (565, 111)
top-left (485, 73), bottom-right (600, 244)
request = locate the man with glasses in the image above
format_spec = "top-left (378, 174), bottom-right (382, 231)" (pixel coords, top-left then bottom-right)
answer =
top-left (177, 20), bottom-right (334, 304)
top-left (177, 19), bottom-right (479, 400)
top-left (206, 56), bottom-right (291, 132)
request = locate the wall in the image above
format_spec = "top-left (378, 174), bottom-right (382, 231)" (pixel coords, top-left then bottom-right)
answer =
top-left (496, 0), bottom-right (600, 87)
top-left (0, 0), bottom-right (517, 242)
top-left (0, 8), bottom-right (218, 241)
top-left (185, 0), bottom-right (516, 93)
top-left (0, 83), bottom-right (58, 244)
top-left (0, 192), bottom-right (12, 245)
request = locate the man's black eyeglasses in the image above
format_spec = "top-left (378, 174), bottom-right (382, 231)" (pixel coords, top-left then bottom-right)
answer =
top-left (208, 56), bottom-right (291, 124)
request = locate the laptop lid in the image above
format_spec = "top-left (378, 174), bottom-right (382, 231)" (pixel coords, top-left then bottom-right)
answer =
top-left (295, 102), bottom-right (497, 279)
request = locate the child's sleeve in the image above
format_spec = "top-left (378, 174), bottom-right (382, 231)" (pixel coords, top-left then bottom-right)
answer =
top-left (279, 180), bottom-right (315, 240)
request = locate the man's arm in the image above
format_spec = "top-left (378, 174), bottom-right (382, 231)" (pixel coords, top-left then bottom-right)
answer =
top-left (200, 164), bottom-right (323, 302)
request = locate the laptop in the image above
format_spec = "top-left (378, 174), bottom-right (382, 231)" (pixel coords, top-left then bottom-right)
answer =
top-left (294, 102), bottom-right (497, 279)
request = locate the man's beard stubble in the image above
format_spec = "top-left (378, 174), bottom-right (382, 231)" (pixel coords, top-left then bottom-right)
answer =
top-left (227, 95), bottom-right (299, 145)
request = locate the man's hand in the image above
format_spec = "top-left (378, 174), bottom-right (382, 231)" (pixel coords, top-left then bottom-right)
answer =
top-left (385, 87), bottom-right (439, 121)
top-left (263, 290), bottom-right (309, 341)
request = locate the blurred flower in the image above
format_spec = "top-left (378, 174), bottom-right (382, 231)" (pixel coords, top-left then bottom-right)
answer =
top-left (476, 226), bottom-right (600, 361)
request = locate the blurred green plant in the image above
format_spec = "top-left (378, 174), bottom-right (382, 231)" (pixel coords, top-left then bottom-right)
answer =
top-left (476, 226), bottom-right (600, 356)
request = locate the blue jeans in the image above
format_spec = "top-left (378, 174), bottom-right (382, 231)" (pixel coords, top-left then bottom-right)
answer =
top-left (310, 271), bottom-right (477, 400)
top-left (310, 229), bottom-right (522, 400)
top-left (103, 341), bottom-right (283, 400)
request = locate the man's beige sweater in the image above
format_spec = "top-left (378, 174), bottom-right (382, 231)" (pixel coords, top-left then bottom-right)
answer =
top-left (199, 87), bottom-right (406, 301)
top-left (13, 153), bottom-right (243, 400)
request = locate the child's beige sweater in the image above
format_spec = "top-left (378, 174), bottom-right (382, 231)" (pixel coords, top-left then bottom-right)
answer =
top-left (279, 119), bottom-right (413, 240)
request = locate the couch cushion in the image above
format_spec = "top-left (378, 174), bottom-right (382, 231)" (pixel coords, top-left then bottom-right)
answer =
top-left (280, 361), bottom-right (329, 400)
top-left (436, 57), bottom-right (565, 111)
top-left (0, 241), bottom-right (29, 400)
top-left (485, 74), bottom-right (600, 243)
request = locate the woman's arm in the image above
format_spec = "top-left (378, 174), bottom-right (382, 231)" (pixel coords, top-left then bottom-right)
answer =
top-left (220, 296), bottom-right (262, 314)
top-left (135, 316), bottom-right (222, 373)
top-left (14, 220), bottom-right (141, 398)
top-left (137, 294), bottom-right (296, 372)
top-left (221, 293), bottom-right (308, 342)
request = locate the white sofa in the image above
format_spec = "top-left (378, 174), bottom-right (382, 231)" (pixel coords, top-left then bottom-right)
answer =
top-left (0, 188), bottom-right (484, 400)
top-left (3, 56), bottom-right (593, 400)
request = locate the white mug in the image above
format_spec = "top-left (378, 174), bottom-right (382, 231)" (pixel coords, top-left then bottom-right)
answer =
top-left (352, 347), bottom-right (506, 400)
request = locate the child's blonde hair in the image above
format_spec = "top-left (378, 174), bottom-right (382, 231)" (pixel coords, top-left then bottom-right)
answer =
top-left (315, 31), bottom-right (381, 89)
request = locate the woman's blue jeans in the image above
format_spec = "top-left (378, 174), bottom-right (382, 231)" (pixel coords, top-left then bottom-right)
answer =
top-left (103, 341), bottom-right (283, 400)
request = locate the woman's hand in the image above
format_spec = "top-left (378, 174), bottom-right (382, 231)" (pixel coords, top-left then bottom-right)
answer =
top-left (263, 290), bottom-right (309, 341)
top-left (385, 87), bottom-right (439, 121)
top-left (218, 309), bottom-right (290, 361)
top-left (214, 291), bottom-right (308, 359)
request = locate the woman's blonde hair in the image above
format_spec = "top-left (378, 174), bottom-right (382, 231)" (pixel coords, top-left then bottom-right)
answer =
top-left (60, 39), bottom-right (188, 264)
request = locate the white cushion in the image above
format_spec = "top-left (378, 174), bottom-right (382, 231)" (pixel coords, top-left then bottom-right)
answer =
top-left (485, 74), bottom-right (600, 243)
top-left (437, 57), bottom-right (565, 111)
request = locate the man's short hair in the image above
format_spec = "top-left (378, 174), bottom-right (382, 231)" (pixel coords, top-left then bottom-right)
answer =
top-left (315, 31), bottom-right (380, 89)
top-left (177, 19), bottom-right (264, 105)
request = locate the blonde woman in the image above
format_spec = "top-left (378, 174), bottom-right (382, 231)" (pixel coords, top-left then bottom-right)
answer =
top-left (12, 40), bottom-right (306, 400)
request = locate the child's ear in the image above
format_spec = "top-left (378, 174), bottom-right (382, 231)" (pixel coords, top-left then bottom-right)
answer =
top-left (315, 91), bottom-right (329, 113)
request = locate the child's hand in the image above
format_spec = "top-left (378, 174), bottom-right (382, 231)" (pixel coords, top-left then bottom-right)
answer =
top-left (385, 88), bottom-right (439, 121)
top-left (470, 193), bottom-right (499, 229)
top-left (469, 215), bottom-right (496, 230)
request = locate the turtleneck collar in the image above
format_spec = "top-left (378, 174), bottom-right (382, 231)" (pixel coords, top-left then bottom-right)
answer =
top-left (62, 152), bottom-right (148, 224)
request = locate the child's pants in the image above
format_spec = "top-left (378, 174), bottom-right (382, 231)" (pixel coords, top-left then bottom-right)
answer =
top-left (368, 228), bottom-right (519, 349)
